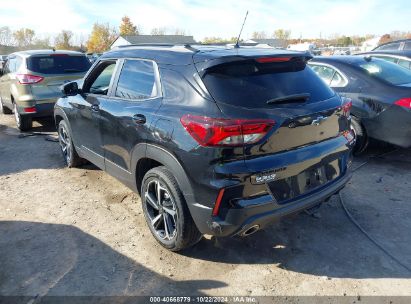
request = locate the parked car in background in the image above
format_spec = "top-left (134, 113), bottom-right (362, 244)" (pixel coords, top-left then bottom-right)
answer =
top-left (309, 56), bottom-right (411, 154)
top-left (0, 50), bottom-right (91, 130)
top-left (372, 39), bottom-right (411, 51)
top-left (356, 51), bottom-right (411, 70)
top-left (55, 44), bottom-right (354, 251)
top-left (0, 55), bottom-right (7, 70)
top-left (287, 42), bottom-right (320, 55)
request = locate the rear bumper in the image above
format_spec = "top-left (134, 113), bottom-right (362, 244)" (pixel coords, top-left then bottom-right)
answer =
top-left (225, 169), bottom-right (351, 236)
top-left (186, 136), bottom-right (353, 237)
top-left (364, 106), bottom-right (411, 148)
top-left (200, 169), bottom-right (351, 237)
top-left (17, 101), bottom-right (55, 118)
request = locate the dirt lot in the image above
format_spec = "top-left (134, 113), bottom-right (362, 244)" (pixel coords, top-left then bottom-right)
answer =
top-left (1, 113), bottom-right (411, 298)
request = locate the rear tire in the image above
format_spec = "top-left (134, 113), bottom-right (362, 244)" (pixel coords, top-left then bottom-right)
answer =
top-left (351, 116), bottom-right (368, 155)
top-left (58, 120), bottom-right (83, 168)
top-left (141, 166), bottom-right (202, 251)
top-left (0, 97), bottom-right (12, 114)
top-left (14, 103), bottom-right (32, 131)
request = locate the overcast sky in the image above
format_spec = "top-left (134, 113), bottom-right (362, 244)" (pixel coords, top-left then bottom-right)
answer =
top-left (0, 0), bottom-right (409, 40)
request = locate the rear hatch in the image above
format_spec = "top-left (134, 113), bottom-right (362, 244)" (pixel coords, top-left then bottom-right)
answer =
top-left (196, 53), bottom-right (351, 159)
top-left (26, 54), bottom-right (91, 102)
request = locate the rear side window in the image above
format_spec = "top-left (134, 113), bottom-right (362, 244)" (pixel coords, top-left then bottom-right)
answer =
top-left (309, 64), bottom-right (347, 87)
top-left (374, 56), bottom-right (398, 63)
top-left (115, 59), bottom-right (158, 100)
top-left (202, 58), bottom-right (335, 108)
top-left (310, 65), bottom-right (335, 84)
top-left (398, 59), bottom-right (411, 70)
top-left (27, 55), bottom-right (91, 74)
top-left (375, 42), bottom-right (400, 51)
top-left (404, 41), bottom-right (411, 50)
top-left (359, 59), bottom-right (411, 85)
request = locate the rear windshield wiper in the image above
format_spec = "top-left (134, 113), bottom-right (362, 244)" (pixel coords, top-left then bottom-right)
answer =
top-left (64, 69), bottom-right (82, 73)
top-left (266, 93), bottom-right (310, 104)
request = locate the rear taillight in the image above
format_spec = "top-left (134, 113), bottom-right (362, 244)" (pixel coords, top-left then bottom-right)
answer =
top-left (16, 74), bottom-right (44, 85)
top-left (394, 98), bottom-right (411, 109)
top-left (180, 115), bottom-right (275, 147)
top-left (255, 57), bottom-right (291, 63)
top-left (23, 107), bottom-right (36, 113)
top-left (341, 97), bottom-right (352, 116)
top-left (212, 188), bottom-right (225, 217)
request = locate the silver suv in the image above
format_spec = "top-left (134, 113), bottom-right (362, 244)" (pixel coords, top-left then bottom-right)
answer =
top-left (0, 50), bottom-right (90, 130)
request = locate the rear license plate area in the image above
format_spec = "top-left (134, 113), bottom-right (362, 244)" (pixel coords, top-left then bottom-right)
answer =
top-left (268, 159), bottom-right (340, 204)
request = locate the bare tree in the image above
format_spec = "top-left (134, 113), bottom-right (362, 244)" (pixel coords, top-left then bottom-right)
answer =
top-left (251, 31), bottom-right (267, 39)
top-left (174, 28), bottom-right (186, 36)
top-left (55, 30), bottom-right (74, 50)
top-left (151, 27), bottom-right (167, 35)
top-left (272, 29), bottom-right (291, 40)
top-left (0, 26), bottom-right (14, 46)
top-left (13, 28), bottom-right (35, 48)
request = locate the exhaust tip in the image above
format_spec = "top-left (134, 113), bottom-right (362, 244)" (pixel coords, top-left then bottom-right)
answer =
top-left (240, 225), bottom-right (260, 237)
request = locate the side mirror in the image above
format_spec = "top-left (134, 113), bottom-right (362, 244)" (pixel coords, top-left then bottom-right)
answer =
top-left (62, 81), bottom-right (80, 96)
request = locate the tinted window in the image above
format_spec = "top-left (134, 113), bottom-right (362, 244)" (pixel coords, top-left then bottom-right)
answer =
top-left (359, 59), bottom-right (411, 85)
top-left (398, 59), bottom-right (411, 70)
top-left (310, 65), bottom-right (335, 85)
top-left (374, 55), bottom-right (398, 63)
top-left (404, 41), bottom-right (411, 50)
top-left (27, 55), bottom-right (91, 74)
top-left (375, 42), bottom-right (400, 51)
top-left (115, 60), bottom-right (158, 100)
top-left (330, 71), bottom-right (347, 87)
top-left (203, 59), bottom-right (335, 108)
top-left (89, 63), bottom-right (116, 95)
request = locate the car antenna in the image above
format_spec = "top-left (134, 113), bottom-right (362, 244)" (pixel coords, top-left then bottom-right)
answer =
top-left (234, 11), bottom-right (249, 48)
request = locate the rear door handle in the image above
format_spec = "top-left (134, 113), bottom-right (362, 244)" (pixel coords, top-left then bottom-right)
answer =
top-left (133, 114), bottom-right (146, 124)
top-left (91, 104), bottom-right (99, 112)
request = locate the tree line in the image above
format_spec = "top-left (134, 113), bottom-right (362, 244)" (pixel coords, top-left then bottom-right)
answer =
top-left (0, 16), bottom-right (186, 54)
top-left (1, 15), bottom-right (411, 54)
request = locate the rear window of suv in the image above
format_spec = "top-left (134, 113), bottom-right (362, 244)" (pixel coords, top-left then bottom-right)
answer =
top-left (27, 55), bottom-right (91, 74)
top-left (202, 58), bottom-right (335, 108)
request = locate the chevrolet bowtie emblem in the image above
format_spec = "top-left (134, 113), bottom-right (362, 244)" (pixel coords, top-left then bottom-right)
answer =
top-left (311, 116), bottom-right (327, 126)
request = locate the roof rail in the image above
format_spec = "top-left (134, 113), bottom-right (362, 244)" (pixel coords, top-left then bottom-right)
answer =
top-left (115, 43), bottom-right (199, 52)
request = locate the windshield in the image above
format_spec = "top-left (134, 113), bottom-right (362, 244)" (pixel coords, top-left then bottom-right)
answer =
top-left (202, 58), bottom-right (335, 108)
top-left (358, 58), bottom-right (411, 85)
top-left (27, 55), bottom-right (91, 74)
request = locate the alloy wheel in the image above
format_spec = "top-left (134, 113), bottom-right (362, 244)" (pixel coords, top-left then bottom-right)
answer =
top-left (58, 124), bottom-right (72, 164)
top-left (144, 179), bottom-right (178, 241)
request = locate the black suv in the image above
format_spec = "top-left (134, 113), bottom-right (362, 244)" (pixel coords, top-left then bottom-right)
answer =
top-left (55, 44), bottom-right (354, 251)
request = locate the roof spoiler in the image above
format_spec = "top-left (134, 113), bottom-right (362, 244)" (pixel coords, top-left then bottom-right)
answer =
top-left (195, 51), bottom-right (312, 74)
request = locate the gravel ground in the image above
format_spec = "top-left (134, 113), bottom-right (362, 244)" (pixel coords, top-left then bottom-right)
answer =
top-left (1, 113), bottom-right (410, 298)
